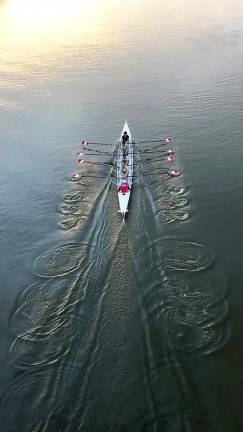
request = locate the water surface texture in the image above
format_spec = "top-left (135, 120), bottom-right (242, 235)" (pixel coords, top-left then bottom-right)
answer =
top-left (1, 1), bottom-right (243, 431)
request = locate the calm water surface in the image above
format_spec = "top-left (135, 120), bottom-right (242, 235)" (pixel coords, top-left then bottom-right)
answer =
top-left (1, 0), bottom-right (243, 430)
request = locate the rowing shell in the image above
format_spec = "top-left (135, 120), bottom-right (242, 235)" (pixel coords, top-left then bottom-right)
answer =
top-left (116, 121), bottom-right (134, 218)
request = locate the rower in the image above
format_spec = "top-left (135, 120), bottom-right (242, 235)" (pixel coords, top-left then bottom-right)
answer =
top-left (122, 131), bottom-right (129, 156)
top-left (121, 165), bottom-right (128, 175)
top-left (119, 181), bottom-right (129, 193)
top-left (121, 173), bottom-right (128, 180)
top-left (122, 143), bottom-right (128, 156)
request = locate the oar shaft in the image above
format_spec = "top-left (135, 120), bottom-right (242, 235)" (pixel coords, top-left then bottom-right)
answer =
top-left (82, 141), bottom-right (114, 146)
top-left (140, 140), bottom-right (165, 143)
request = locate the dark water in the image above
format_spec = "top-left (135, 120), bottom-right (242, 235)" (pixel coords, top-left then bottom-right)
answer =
top-left (1, 0), bottom-right (243, 430)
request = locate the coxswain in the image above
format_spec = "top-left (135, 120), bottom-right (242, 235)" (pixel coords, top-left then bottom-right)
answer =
top-left (120, 181), bottom-right (129, 193)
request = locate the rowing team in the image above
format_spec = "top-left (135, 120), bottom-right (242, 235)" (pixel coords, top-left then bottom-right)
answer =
top-left (119, 130), bottom-right (130, 192)
top-left (69, 131), bottom-right (179, 182)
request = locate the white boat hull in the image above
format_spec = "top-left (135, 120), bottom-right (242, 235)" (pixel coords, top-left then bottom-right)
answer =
top-left (118, 190), bottom-right (131, 216)
top-left (116, 121), bottom-right (133, 217)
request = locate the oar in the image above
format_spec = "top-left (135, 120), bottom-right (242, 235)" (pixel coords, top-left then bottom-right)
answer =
top-left (78, 150), bottom-right (133, 157)
top-left (140, 137), bottom-right (174, 144)
top-left (140, 155), bottom-right (175, 164)
top-left (77, 159), bottom-right (112, 166)
top-left (81, 140), bottom-right (117, 147)
top-left (70, 168), bottom-right (180, 180)
top-left (77, 157), bottom-right (173, 166)
top-left (77, 150), bottom-right (112, 156)
top-left (74, 174), bottom-right (112, 178)
top-left (77, 148), bottom-right (175, 159)
top-left (80, 137), bottom-right (174, 146)
top-left (141, 148), bottom-right (175, 155)
top-left (142, 143), bottom-right (171, 152)
top-left (80, 142), bottom-right (174, 156)
top-left (141, 168), bottom-right (180, 177)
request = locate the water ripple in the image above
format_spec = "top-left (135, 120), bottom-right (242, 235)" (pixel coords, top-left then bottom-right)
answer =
top-left (148, 238), bottom-right (214, 272)
top-left (33, 243), bottom-right (95, 277)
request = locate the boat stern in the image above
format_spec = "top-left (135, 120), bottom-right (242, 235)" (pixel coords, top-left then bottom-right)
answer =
top-left (118, 191), bottom-right (130, 217)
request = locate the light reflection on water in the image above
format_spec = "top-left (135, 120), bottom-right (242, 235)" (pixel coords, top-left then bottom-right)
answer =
top-left (1, 0), bottom-right (243, 430)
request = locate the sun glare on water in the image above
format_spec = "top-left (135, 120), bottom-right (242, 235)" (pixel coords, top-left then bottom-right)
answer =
top-left (7, 0), bottom-right (99, 28)
top-left (9, 0), bottom-right (102, 36)
top-left (0, 0), bottom-right (108, 67)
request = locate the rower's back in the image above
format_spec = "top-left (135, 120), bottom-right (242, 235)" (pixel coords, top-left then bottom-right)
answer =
top-left (122, 131), bottom-right (129, 143)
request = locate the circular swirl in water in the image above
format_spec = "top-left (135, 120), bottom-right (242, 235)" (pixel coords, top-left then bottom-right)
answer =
top-left (166, 298), bottom-right (228, 328)
top-left (150, 239), bottom-right (214, 271)
top-left (0, 368), bottom-right (70, 419)
top-left (10, 331), bottom-right (73, 367)
top-left (58, 203), bottom-right (80, 215)
top-left (158, 210), bottom-right (189, 223)
top-left (167, 320), bottom-right (215, 352)
top-left (168, 186), bottom-right (186, 196)
top-left (158, 210), bottom-right (175, 223)
top-left (12, 303), bottom-right (78, 341)
top-left (11, 285), bottom-right (65, 334)
top-left (173, 211), bottom-right (189, 221)
top-left (33, 243), bottom-right (91, 277)
top-left (166, 317), bottom-right (229, 355)
top-left (159, 185), bottom-right (186, 196)
top-left (10, 276), bottom-right (89, 341)
top-left (164, 272), bottom-right (227, 303)
top-left (58, 218), bottom-right (80, 230)
top-left (165, 240), bottom-right (213, 271)
top-left (169, 197), bottom-right (188, 209)
top-left (63, 192), bottom-right (83, 204)
top-left (160, 172), bottom-right (172, 181)
top-left (0, 368), bottom-right (78, 432)
top-left (157, 196), bottom-right (188, 209)
top-left (161, 270), bottom-right (229, 355)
